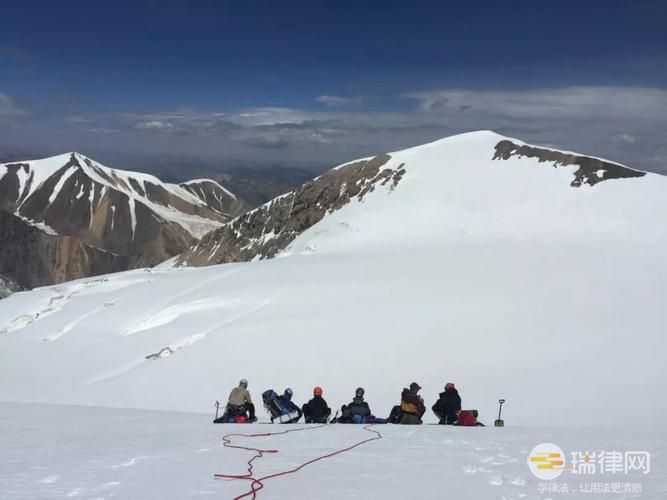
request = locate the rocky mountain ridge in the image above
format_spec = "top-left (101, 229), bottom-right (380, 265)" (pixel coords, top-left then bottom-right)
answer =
top-left (0, 152), bottom-right (248, 291)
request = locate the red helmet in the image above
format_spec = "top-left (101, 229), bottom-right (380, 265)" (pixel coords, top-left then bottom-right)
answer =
top-left (313, 386), bottom-right (323, 396)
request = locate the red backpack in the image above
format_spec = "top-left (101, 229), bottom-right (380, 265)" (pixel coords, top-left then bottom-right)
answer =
top-left (456, 410), bottom-right (478, 426)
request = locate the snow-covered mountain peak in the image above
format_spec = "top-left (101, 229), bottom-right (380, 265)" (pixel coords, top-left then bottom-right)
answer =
top-left (0, 131), bottom-right (665, 431)
top-left (0, 152), bottom-right (249, 290)
top-left (176, 131), bottom-right (656, 267)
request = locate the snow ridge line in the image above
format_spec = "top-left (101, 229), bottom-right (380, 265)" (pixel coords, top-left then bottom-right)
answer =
top-left (214, 424), bottom-right (383, 499)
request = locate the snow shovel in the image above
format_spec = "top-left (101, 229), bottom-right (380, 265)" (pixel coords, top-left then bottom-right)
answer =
top-left (494, 399), bottom-right (505, 427)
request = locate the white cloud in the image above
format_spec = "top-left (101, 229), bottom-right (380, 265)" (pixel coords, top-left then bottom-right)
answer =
top-left (610, 133), bottom-right (636, 144)
top-left (64, 115), bottom-right (91, 124)
top-left (316, 95), bottom-right (364, 107)
top-left (11, 86), bottom-right (666, 175)
top-left (134, 120), bottom-right (174, 130)
top-left (0, 92), bottom-right (27, 117)
top-left (402, 86), bottom-right (667, 121)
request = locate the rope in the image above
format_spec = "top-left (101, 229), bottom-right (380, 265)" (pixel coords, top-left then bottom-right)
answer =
top-left (214, 424), bottom-right (382, 500)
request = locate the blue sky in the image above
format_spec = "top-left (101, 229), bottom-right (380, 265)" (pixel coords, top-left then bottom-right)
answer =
top-left (1, 0), bottom-right (666, 174)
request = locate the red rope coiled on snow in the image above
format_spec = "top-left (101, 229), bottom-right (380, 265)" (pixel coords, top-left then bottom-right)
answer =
top-left (214, 424), bottom-right (382, 500)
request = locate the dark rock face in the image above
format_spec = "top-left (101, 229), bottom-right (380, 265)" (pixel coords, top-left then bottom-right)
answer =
top-left (0, 274), bottom-right (22, 299)
top-left (177, 154), bottom-right (405, 266)
top-left (0, 153), bottom-right (246, 289)
top-left (179, 180), bottom-right (250, 218)
top-left (0, 210), bottom-right (130, 289)
top-left (493, 140), bottom-right (646, 187)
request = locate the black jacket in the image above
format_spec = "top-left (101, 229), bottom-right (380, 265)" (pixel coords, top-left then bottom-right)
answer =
top-left (347, 397), bottom-right (371, 416)
top-left (339, 397), bottom-right (371, 422)
top-left (302, 395), bottom-right (331, 423)
top-left (432, 389), bottom-right (461, 424)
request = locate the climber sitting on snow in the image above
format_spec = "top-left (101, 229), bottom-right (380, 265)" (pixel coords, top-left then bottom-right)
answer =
top-left (432, 382), bottom-right (461, 425)
top-left (337, 387), bottom-right (373, 423)
top-left (388, 382), bottom-right (426, 424)
top-left (262, 387), bottom-right (303, 423)
top-left (402, 382), bottom-right (427, 424)
top-left (215, 378), bottom-right (256, 423)
top-left (302, 386), bottom-right (331, 423)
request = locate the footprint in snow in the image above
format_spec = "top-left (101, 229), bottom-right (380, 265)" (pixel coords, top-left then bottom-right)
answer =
top-left (39, 474), bottom-right (60, 484)
top-left (111, 456), bottom-right (151, 469)
top-left (492, 457), bottom-right (518, 465)
top-left (100, 481), bottom-right (120, 489)
top-left (463, 465), bottom-right (492, 475)
top-left (501, 494), bottom-right (528, 500)
top-left (489, 475), bottom-right (504, 486)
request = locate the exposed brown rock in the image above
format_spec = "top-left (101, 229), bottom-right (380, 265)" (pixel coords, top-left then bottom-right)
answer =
top-left (177, 154), bottom-right (406, 267)
top-left (493, 140), bottom-right (646, 187)
top-left (179, 180), bottom-right (250, 219)
top-left (0, 152), bottom-right (247, 292)
top-left (0, 210), bottom-right (130, 289)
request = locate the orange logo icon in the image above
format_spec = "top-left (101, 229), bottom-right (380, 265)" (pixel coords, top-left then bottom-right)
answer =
top-left (528, 443), bottom-right (566, 480)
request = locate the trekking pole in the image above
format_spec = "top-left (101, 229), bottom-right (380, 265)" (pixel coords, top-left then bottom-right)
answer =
top-left (215, 400), bottom-right (220, 421)
top-left (494, 399), bottom-right (505, 427)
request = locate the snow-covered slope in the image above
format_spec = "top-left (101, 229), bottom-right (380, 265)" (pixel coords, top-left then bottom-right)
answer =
top-left (3, 403), bottom-right (665, 499)
top-left (0, 152), bottom-right (248, 290)
top-left (0, 131), bottom-right (665, 430)
top-left (175, 131), bottom-right (649, 267)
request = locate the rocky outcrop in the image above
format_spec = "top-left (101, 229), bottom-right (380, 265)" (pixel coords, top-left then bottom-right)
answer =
top-left (0, 210), bottom-right (130, 289)
top-left (179, 179), bottom-right (250, 218)
top-left (0, 274), bottom-right (22, 299)
top-left (493, 140), bottom-right (646, 187)
top-left (176, 154), bottom-right (405, 266)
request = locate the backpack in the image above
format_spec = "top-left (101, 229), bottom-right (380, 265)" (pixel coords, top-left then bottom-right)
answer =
top-left (455, 410), bottom-right (478, 426)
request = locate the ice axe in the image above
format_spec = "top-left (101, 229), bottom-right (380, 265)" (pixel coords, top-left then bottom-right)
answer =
top-left (494, 399), bottom-right (505, 427)
top-left (215, 400), bottom-right (221, 421)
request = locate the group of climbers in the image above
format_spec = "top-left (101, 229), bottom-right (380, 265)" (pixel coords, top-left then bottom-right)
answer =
top-left (215, 379), bottom-right (479, 425)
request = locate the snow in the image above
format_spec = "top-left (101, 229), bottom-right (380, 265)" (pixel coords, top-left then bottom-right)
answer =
top-left (1, 403), bottom-right (665, 499)
top-left (11, 153), bottom-right (76, 200)
top-left (15, 214), bottom-right (59, 235)
top-left (0, 152), bottom-right (225, 239)
top-left (0, 131), bottom-right (665, 497)
top-left (1, 131), bottom-right (665, 425)
top-left (47, 165), bottom-right (77, 204)
top-left (73, 153), bottom-right (222, 237)
top-left (184, 178), bottom-right (239, 200)
top-left (87, 183), bottom-right (96, 228)
top-left (74, 181), bottom-right (86, 200)
top-left (127, 196), bottom-right (136, 240)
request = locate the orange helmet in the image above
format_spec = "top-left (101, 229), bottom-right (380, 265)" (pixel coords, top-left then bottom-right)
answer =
top-left (313, 386), bottom-right (323, 396)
